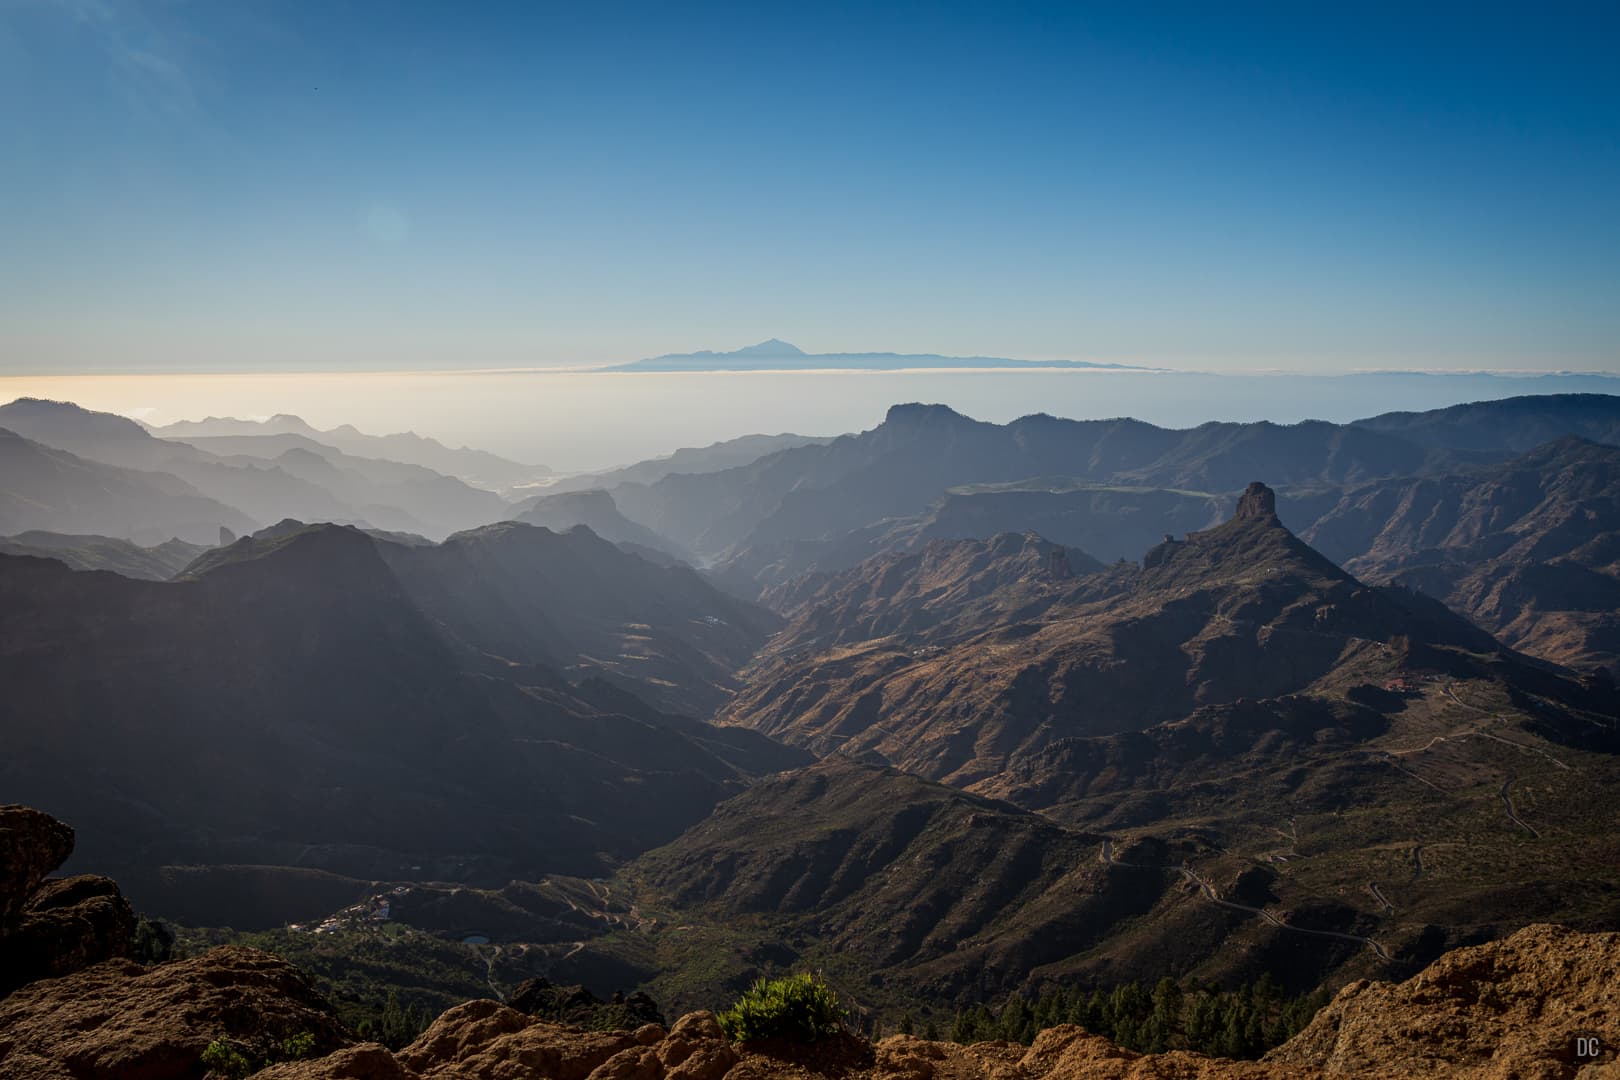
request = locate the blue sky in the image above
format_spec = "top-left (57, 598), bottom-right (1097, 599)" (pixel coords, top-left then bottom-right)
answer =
top-left (2, 1), bottom-right (1617, 374)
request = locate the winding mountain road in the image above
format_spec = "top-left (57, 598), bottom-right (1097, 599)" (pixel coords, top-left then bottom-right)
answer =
top-left (1368, 882), bottom-right (1395, 913)
top-left (1100, 840), bottom-right (1392, 962)
top-left (1498, 776), bottom-right (1541, 838)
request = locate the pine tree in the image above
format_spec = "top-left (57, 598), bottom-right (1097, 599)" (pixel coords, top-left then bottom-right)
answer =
top-left (1147, 977), bottom-right (1183, 1052)
top-left (1186, 992), bottom-right (1221, 1054)
top-left (1000, 996), bottom-right (1035, 1044)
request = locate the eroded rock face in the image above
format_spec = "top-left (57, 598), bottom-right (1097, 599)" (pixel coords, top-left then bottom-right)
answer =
top-left (1235, 481), bottom-right (1277, 521)
top-left (0, 946), bottom-right (351, 1080)
top-left (1267, 923), bottom-right (1620, 1076)
top-left (1, 875), bottom-right (135, 995)
top-left (0, 805), bottom-right (133, 997)
top-left (398, 999), bottom-right (650, 1079)
top-left (0, 805), bottom-right (74, 922)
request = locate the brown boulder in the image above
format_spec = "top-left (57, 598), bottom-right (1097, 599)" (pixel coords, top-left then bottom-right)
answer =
top-left (0, 806), bottom-right (134, 998)
top-left (396, 998), bottom-right (641, 1079)
top-left (0, 874), bottom-right (135, 996)
top-left (0, 946), bottom-right (351, 1080)
top-left (989, 1027), bottom-right (1304, 1078)
top-left (258, 1043), bottom-right (422, 1079)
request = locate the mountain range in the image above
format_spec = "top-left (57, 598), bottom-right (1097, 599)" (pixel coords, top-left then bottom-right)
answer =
top-left (234, 482), bottom-right (1618, 1018)
top-left (3, 388), bottom-right (1620, 1051)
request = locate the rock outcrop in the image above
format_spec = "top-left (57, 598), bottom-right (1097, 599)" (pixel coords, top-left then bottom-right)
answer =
top-left (0, 946), bottom-right (351, 1080)
top-left (0, 805), bottom-right (133, 997)
top-left (1266, 922), bottom-right (1620, 1076)
top-left (1234, 481), bottom-right (1278, 520)
top-left (0, 805), bottom-right (74, 922)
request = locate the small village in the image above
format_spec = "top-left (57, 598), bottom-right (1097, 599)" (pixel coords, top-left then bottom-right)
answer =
top-left (289, 885), bottom-right (412, 935)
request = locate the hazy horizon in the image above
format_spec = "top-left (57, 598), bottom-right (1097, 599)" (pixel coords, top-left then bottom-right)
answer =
top-left (5, 364), bottom-right (1616, 472)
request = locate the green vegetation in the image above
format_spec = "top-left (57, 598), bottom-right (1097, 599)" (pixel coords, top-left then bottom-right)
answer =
top-left (130, 917), bottom-right (174, 964)
top-left (199, 1038), bottom-right (252, 1079)
top-left (200, 1030), bottom-right (318, 1078)
top-left (174, 923), bottom-right (487, 1044)
top-left (716, 973), bottom-right (848, 1043)
top-left (360, 991), bottom-right (434, 1050)
top-left (278, 1031), bottom-right (318, 1060)
top-left (950, 975), bottom-right (1329, 1060)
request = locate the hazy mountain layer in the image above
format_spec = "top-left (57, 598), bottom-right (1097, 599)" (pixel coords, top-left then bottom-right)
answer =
top-left (149, 412), bottom-right (552, 487)
top-left (529, 432), bottom-right (834, 498)
top-left (0, 427), bottom-right (255, 545)
top-left (0, 531), bottom-right (205, 580)
top-left (514, 490), bottom-right (692, 562)
top-left (1, 399), bottom-right (516, 540)
top-left (0, 522), bottom-right (797, 916)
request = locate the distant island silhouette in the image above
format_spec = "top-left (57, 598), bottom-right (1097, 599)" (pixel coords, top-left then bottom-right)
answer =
top-left (603, 339), bottom-right (1150, 372)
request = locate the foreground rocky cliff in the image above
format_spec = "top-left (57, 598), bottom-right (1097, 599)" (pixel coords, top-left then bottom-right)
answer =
top-left (2, 804), bottom-right (1617, 1079)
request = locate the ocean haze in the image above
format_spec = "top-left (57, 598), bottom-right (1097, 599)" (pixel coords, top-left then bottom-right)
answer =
top-left (2, 366), bottom-right (1615, 473)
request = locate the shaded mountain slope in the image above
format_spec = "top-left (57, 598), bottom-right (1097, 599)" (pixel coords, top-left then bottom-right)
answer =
top-left (1354, 392), bottom-right (1620, 453)
top-left (719, 483), bottom-right (1228, 599)
top-left (1303, 437), bottom-right (1620, 672)
top-left (760, 532), bottom-right (1105, 646)
top-left (627, 759), bottom-right (1117, 999)
top-left (376, 522), bottom-right (777, 716)
top-left (0, 524), bottom-right (792, 916)
top-left (514, 489), bottom-right (692, 561)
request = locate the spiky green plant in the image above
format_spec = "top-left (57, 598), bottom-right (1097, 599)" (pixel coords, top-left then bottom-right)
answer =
top-left (716, 973), bottom-right (846, 1043)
